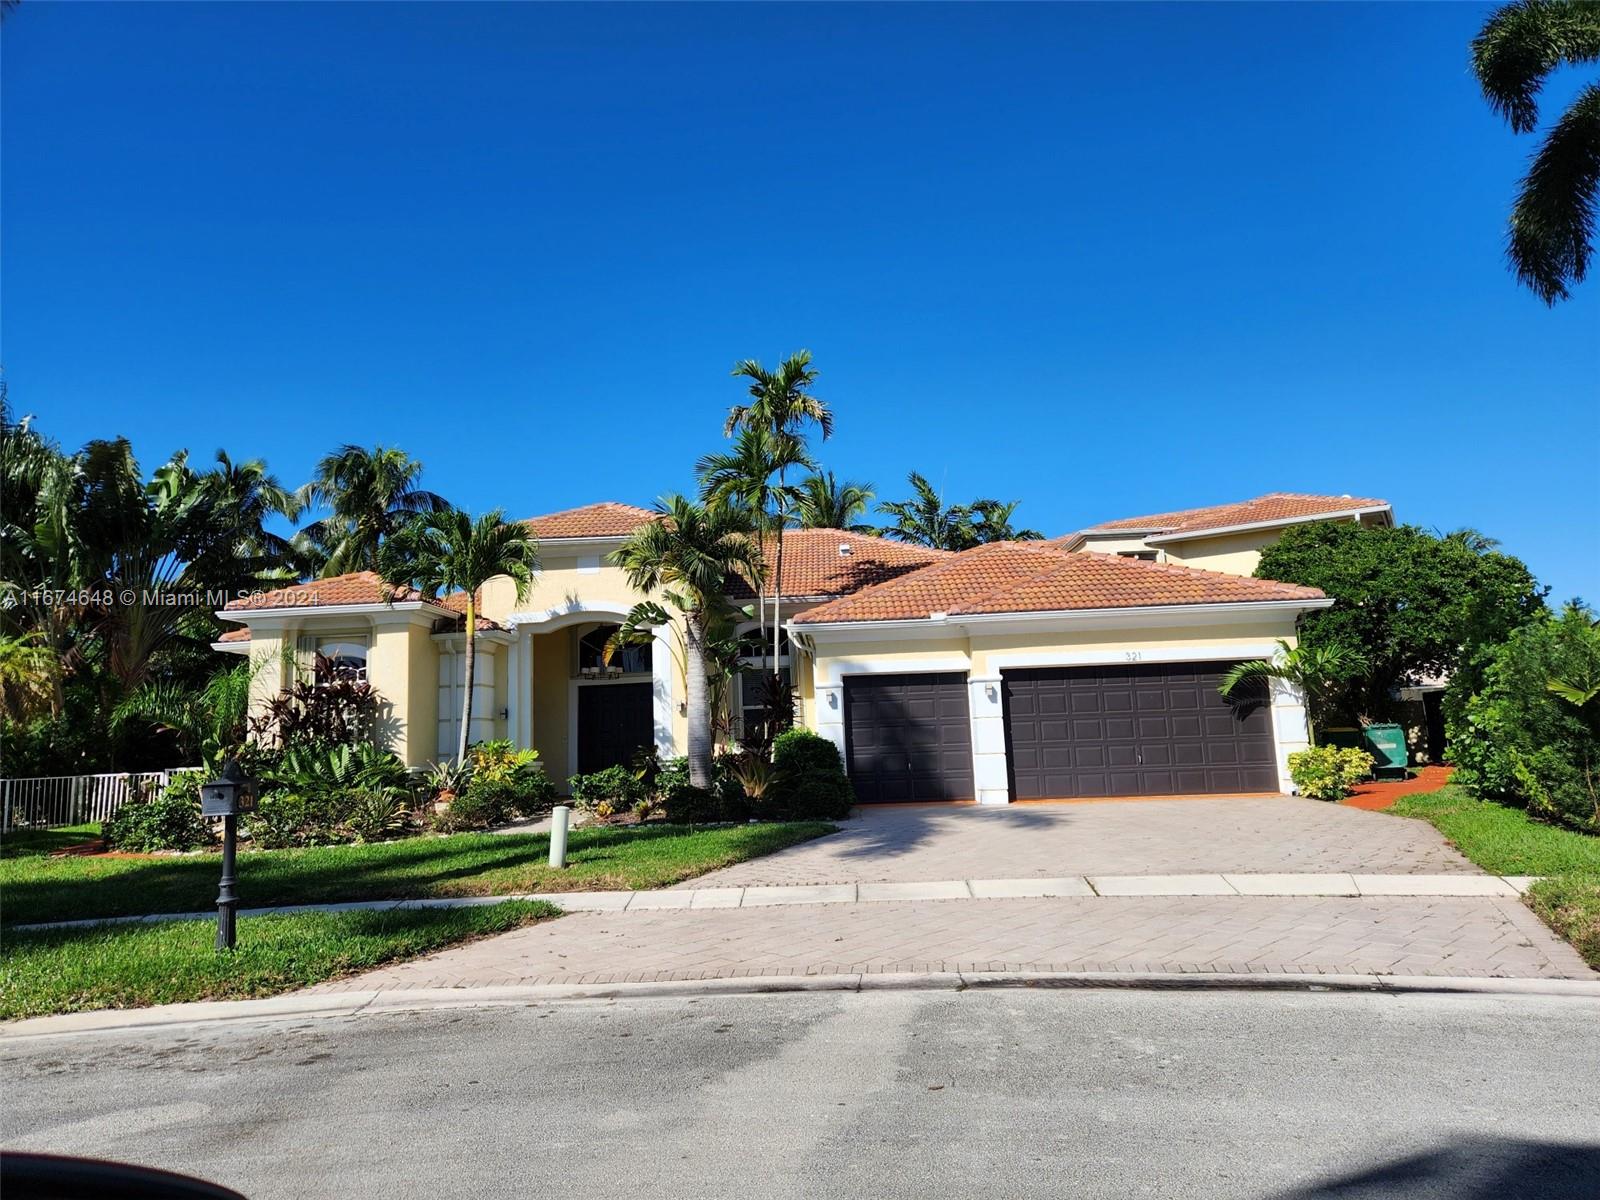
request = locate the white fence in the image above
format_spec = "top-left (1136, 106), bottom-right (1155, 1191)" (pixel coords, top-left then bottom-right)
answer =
top-left (0, 769), bottom-right (203, 832)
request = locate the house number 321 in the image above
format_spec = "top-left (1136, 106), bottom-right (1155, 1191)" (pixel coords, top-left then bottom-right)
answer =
top-left (1124, 651), bottom-right (1142, 662)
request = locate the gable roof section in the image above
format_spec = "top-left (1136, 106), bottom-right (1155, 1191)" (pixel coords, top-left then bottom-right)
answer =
top-left (792, 542), bottom-right (1325, 625)
top-left (1083, 492), bottom-right (1389, 539)
top-left (729, 529), bottom-right (951, 601)
top-left (223, 571), bottom-right (418, 611)
top-left (523, 502), bottom-right (657, 540)
top-left (221, 572), bottom-right (503, 630)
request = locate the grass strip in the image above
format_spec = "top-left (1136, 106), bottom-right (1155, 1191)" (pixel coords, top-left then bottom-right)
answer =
top-left (1388, 786), bottom-right (1600, 876)
top-left (1, 821), bottom-right (833, 927)
top-left (0, 900), bottom-right (559, 1020)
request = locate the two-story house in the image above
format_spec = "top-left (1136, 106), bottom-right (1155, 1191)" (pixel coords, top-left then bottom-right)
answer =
top-left (217, 492), bottom-right (1391, 804)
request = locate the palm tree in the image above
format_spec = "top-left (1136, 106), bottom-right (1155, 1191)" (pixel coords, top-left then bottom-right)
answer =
top-left (697, 425), bottom-right (812, 671)
top-left (795, 471), bottom-right (876, 533)
top-left (382, 509), bottom-right (539, 762)
top-left (0, 632), bottom-right (58, 723)
top-left (874, 472), bottom-right (973, 551)
top-left (968, 498), bottom-right (1043, 544)
top-left (1472, 1), bottom-right (1600, 303)
top-left (1217, 640), bottom-right (1369, 742)
top-left (297, 445), bottom-right (449, 576)
top-left (113, 659), bottom-right (257, 762)
top-left (611, 496), bottom-right (761, 787)
top-left (725, 352), bottom-right (831, 675)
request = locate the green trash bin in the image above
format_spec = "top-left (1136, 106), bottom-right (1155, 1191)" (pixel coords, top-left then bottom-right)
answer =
top-left (1362, 723), bottom-right (1409, 779)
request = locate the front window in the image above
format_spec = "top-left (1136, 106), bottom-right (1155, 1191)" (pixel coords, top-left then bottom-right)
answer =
top-left (577, 624), bottom-right (652, 677)
top-left (735, 628), bottom-right (793, 745)
top-left (315, 638), bottom-right (368, 684)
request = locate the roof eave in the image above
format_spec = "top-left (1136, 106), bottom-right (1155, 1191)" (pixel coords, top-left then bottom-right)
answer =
top-left (791, 596), bottom-right (1333, 638)
top-left (1143, 506), bottom-right (1393, 545)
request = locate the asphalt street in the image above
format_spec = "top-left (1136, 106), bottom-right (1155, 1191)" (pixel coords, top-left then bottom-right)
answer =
top-left (3, 987), bottom-right (1597, 1200)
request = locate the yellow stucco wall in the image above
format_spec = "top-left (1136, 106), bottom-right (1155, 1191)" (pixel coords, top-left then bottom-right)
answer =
top-left (532, 625), bottom-right (574, 783)
top-left (1160, 528), bottom-right (1285, 578)
top-left (967, 619), bottom-right (1297, 674)
top-left (480, 555), bottom-right (647, 623)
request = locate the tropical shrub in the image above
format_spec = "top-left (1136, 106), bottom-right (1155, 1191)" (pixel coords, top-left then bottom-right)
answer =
top-left (103, 773), bottom-right (211, 852)
top-left (247, 742), bottom-right (417, 845)
top-left (1287, 746), bottom-right (1373, 802)
top-left (343, 788), bottom-right (412, 842)
top-left (567, 765), bottom-right (643, 813)
top-left (244, 792), bottom-right (314, 849)
top-left (248, 676), bottom-right (381, 749)
top-left (659, 782), bottom-right (725, 824)
top-left (459, 740), bottom-right (554, 820)
top-left (1446, 604), bottom-right (1600, 832)
top-left (765, 729), bottom-right (856, 819)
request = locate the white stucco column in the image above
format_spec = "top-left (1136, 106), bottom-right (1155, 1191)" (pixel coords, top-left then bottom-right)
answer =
top-left (652, 624), bottom-right (677, 757)
top-left (1270, 678), bottom-right (1311, 793)
top-left (814, 681), bottom-right (846, 759)
top-left (968, 675), bottom-right (1011, 804)
top-left (505, 631), bottom-right (522, 749)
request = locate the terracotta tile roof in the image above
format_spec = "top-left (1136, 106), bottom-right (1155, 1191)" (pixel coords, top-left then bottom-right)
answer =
top-left (1084, 492), bottom-right (1389, 538)
top-left (523, 502), bottom-right (657, 540)
top-left (223, 571), bottom-right (423, 611)
top-left (729, 529), bottom-right (951, 601)
top-left (222, 573), bottom-right (502, 630)
top-left (793, 542), bottom-right (1326, 625)
top-left (434, 589), bottom-right (505, 632)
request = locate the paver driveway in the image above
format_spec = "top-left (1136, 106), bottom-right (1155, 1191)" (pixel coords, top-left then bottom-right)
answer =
top-left (304, 796), bottom-right (1596, 994)
top-left (684, 796), bottom-right (1480, 888)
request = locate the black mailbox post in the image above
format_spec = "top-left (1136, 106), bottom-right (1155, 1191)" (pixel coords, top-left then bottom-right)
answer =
top-left (201, 757), bottom-right (258, 951)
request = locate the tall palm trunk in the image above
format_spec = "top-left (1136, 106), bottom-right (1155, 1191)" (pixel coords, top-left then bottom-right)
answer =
top-left (457, 597), bottom-right (477, 763)
top-left (684, 615), bottom-right (712, 787)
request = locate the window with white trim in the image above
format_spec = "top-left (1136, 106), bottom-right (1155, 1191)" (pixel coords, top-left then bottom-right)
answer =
top-left (314, 637), bottom-right (369, 684)
top-left (1117, 550), bottom-right (1159, 562)
top-left (735, 628), bottom-right (792, 745)
top-left (576, 624), bottom-right (652, 678)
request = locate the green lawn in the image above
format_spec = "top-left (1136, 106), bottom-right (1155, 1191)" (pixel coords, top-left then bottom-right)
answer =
top-left (1389, 784), bottom-right (1599, 969)
top-left (0, 901), bottom-right (558, 1021)
top-left (1, 823), bottom-right (102, 859)
top-left (1389, 786), bottom-right (1600, 876)
top-left (0, 821), bottom-right (834, 927)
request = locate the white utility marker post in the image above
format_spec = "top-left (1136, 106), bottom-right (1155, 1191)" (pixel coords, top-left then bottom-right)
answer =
top-left (549, 805), bottom-right (570, 869)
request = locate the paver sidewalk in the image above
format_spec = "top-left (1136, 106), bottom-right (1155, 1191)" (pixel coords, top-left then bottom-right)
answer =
top-left (308, 893), bottom-right (1595, 991)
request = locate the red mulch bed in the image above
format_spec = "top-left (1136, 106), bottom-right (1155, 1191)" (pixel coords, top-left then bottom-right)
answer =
top-left (1340, 765), bottom-right (1455, 811)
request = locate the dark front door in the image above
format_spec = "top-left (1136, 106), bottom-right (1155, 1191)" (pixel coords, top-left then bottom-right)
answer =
top-left (843, 673), bottom-right (974, 803)
top-left (577, 683), bottom-right (654, 774)
top-left (1002, 663), bottom-right (1277, 799)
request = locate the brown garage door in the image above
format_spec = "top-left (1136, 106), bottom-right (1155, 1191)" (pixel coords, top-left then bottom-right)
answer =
top-left (844, 673), bottom-right (974, 803)
top-left (1002, 664), bottom-right (1276, 799)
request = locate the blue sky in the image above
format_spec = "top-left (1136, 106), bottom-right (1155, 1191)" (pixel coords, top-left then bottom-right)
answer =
top-left (5, 3), bottom-right (1596, 601)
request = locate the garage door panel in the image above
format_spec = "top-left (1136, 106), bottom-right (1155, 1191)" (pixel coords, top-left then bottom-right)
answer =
top-left (1003, 663), bottom-right (1279, 799)
top-left (844, 673), bottom-right (974, 804)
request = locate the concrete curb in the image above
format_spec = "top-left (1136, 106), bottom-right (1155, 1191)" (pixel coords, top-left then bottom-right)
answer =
top-left (7, 970), bottom-right (1599, 1040)
top-left (7, 873), bottom-right (1546, 932)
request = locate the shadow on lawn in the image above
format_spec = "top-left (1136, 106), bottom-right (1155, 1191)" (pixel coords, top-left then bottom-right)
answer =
top-left (0, 825), bottom-right (709, 927)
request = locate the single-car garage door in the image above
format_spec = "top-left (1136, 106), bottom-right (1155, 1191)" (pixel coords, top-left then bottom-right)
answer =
top-left (1003, 663), bottom-right (1277, 799)
top-left (844, 673), bottom-right (974, 803)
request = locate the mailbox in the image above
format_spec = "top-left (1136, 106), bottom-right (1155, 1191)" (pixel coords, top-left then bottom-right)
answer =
top-left (201, 758), bottom-right (258, 817)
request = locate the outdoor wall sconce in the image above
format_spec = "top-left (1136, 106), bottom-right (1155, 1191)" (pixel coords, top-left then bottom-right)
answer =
top-left (985, 683), bottom-right (999, 703)
top-left (827, 691), bottom-right (839, 709)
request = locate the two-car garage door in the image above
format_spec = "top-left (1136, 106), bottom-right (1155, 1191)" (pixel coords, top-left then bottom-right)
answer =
top-left (1003, 664), bottom-right (1277, 798)
top-left (841, 663), bottom-right (1278, 802)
